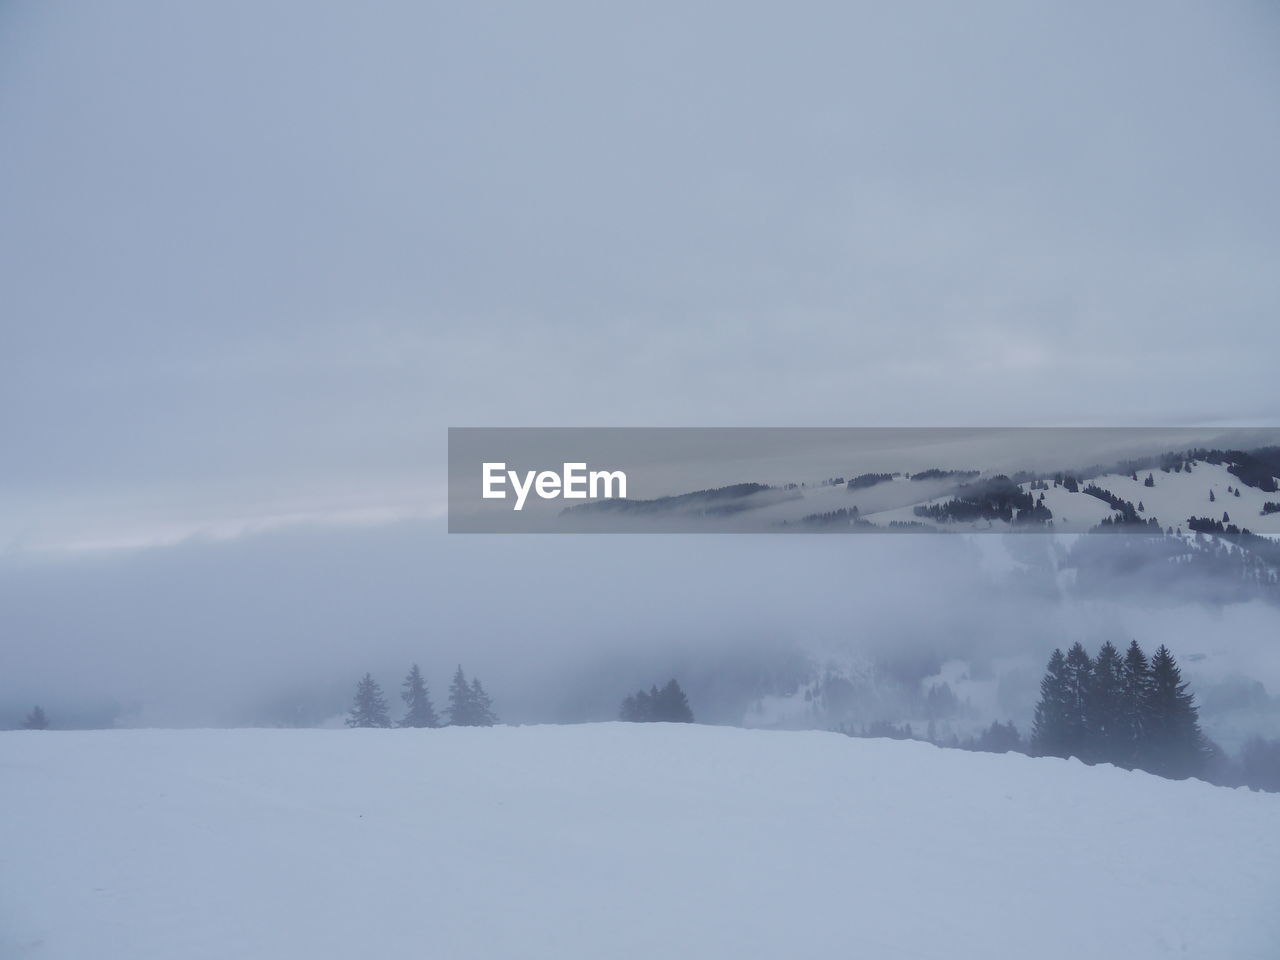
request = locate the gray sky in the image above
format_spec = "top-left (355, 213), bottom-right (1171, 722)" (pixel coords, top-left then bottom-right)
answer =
top-left (3, 1), bottom-right (1278, 551)
top-left (2, 3), bottom-right (1279, 725)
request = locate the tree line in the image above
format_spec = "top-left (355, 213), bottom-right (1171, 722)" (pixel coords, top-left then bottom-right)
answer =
top-left (839, 645), bottom-right (1278, 793)
top-left (16, 672), bottom-right (699, 731)
top-left (346, 664), bottom-right (497, 729)
top-left (619, 679), bottom-right (694, 723)
top-left (1032, 641), bottom-right (1205, 779)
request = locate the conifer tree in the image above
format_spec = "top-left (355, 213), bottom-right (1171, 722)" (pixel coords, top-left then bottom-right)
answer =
top-left (1121, 640), bottom-right (1152, 767)
top-left (1145, 645), bottom-right (1205, 779)
top-left (620, 679), bottom-right (694, 722)
top-left (1031, 649), bottom-right (1071, 758)
top-left (444, 667), bottom-right (498, 726)
top-left (1086, 642), bottom-right (1125, 765)
top-left (619, 689), bottom-right (652, 721)
top-left (447, 665), bottom-right (475, 726)
top-left (399, 663), bottom-right (439, 728)
top-left (655, 679), bottom-right (694, 723)
top-left (23, 705), bottom-right (49, 730)
top-left (345, 673), bottom-right (391, 728)
top-left (469, 676), bottom-right (498, 726)
top-left (1062, 642), bottom-right (1094, 757)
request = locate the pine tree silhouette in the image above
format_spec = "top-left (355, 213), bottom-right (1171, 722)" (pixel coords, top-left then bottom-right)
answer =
top-left (345, 673), bottom-right (391, 728)
top-left (1062, 642), bottom-right (1094, 758)
top-left (1087, 642), bottom-right (1126, 764)
top-left (620, 679), bottom-right (694, 722)
top-left (447, 665), bottom-right (474, 725)
top-left (1121, 640), bottom-right (1152, 768)
top-left (1031, 649), bottom-right (1071, 757)
top-left (656, 679), bottom-right (694, 722)
top-left (445, 667), bottom-right (498, 726)
top-left (619, 689), bottom-right (650, 721)
top-left (23, 705), bottom-right (49, 730)
top-left (399, 664), bottom-right (439, 728)
top-left (469, 677), bottom-right (498, 726)
top-left (1145, 645), bottom-right (1205, 779)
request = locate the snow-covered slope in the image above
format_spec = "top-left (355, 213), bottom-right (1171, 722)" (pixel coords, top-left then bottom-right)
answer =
top-left (863, 461), bottom-right (1280, 533)
top-left (624, 457), bottom-right (1280, 535)
top-left (3, 726), bottom-right (1277, 960)
top-left (1034, 462), bottom-right (1277, 534)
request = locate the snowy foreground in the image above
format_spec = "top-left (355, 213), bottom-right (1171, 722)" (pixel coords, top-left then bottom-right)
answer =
top-left (3, 725), bottom-right (1278, 960)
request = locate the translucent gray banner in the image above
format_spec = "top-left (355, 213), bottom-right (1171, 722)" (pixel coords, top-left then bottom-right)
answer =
top-left (448, 427), bottom-right (1280, 535)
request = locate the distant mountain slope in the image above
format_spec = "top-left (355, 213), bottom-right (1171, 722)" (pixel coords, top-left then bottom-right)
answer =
top-left (558, 449), bottom-right (1280, 535)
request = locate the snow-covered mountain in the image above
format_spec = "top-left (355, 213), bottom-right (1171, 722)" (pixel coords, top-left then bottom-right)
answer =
top-left (861, 460), bottom-right (1278, 533)
top-left (586, 451), bottom-right (1280, 535)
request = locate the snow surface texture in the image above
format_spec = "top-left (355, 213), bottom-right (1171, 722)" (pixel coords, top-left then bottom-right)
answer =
top-left (3, 725), bottom-right (1278, 960)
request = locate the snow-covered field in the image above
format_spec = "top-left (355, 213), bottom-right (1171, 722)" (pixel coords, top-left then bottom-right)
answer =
top-left (3, 725), bottom-right (1278, 960)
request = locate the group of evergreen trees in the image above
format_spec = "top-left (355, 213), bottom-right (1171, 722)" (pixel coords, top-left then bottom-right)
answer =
top-left (346, 664), bottom-right (497, 729)
top-left (912, 475), bottom-right (1046, 525)
top-left (444, 665), bottom-right (498, 726)
top-left (1032, 641), bottom-right (1205, 778)
top-left (23, 705), bottom-right (49, 730)
top-left (619, 679), bottom-right (694, 723)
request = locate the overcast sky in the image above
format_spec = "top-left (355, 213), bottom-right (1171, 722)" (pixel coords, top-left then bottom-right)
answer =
top-left (3, 1), bottom-right (1278, 551)
top-left (2, 3), bottom-right (1279, 724)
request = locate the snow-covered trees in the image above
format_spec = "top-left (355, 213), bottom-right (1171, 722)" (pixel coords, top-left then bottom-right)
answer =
top-left (1032, 641), bottom-right (1205, 779)
top-left (23, 705), bottom-right (49, 730)
top-left (400, 664), bottom-right (439, 728)
top-left (619, 679), bottom-right (694, 723)
top-left (346, 673), bottom-right (391, 728)
top-left (446, 666), bottom-right (498, 726)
